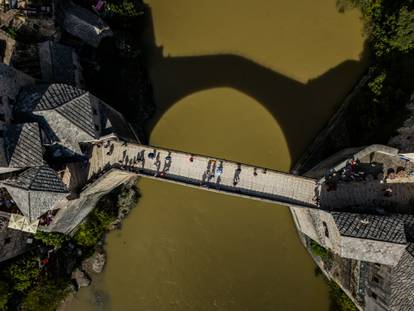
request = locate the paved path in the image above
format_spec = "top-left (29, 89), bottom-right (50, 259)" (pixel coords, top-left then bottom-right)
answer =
top-left (87, 139), bottom-right (318, 208)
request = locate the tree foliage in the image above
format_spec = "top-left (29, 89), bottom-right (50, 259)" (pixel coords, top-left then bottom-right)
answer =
top-left (338, 0), bottom-right (414, 138)
top-left (6, 257), bottom-right (40, 292)
top-left (309, 240), bottom-right (329, 258)
top-left (106, 0), bottom-right (143, 17)
top-left (0, 282), bottom-right (9, 311)
top-left (34, 232), bottom-right (68, 249)
top-left (389, 7), bottom-right (414, 53)
top-left (73, 206), bottom-right (116, 247)
top-left (330, 282), bottom-right (358, 311)
top-left (20, 281), bottom-right (69, 311)
top-left (346, 0), bottom-right (414, 56)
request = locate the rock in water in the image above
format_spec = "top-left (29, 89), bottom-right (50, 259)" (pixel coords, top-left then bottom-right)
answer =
top-left (71, 268), bottom-right (91, 289)
top-left (82, 251), bottom-right (106, 274)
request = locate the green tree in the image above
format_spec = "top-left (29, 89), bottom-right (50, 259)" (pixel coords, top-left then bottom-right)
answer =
top-left (34, 231), bottom-right (68, 249)
top-left (368, 69), bottom-right (387, 97)
top-left (330, 282), bottom-right (358, 311)
top-left (106, 0), bottom-right (143, 17)
top-left (0, 282), bottom-right (9, 311)
top-left (73, 207), bottom-right (116, 247)
top-left (20, 281), bottom-right (69, 311)
top-left (309, 240), bottom-right (329, 258)
top-left (7, 257), bottom-right (40, 292)
top-left (389, 7), bottom-right (414, 53)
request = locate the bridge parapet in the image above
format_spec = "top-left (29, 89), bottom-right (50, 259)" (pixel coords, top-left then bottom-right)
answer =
top-left (87, 139), bottom-right (318, 208)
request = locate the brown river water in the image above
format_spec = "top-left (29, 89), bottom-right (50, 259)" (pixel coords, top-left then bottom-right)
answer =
top-left (68, 1), bottom-right (366, 310)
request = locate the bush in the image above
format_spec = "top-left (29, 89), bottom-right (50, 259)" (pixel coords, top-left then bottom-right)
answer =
top-left (73, 206), bottom-right (116, 247)
top-left (73, 185), bottom-right (139, 247)
top-left (6, 257), bottom-right (40, 292)
top-left (310, 240), bottom-right (329, 258)
top-left (368, 69), bottom-right (387, 97)
top-left (0, 282), bottom-right (9, 311)
top-left (34, 232), bottom-right (68, 249)
top-left (3, 27), bottom-right (17, 39)
top-left (20, 281), bottom-right (70, 311)
top-left (106, 0), bottom-right (143, 17)
top-left (330, 282), bottom-right (358, 311)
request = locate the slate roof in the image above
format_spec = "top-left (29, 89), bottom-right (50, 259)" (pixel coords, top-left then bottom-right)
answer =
top-left (100, 103), bottom-right (140, 143)
top-left (0, 63), bottom-right (34, 100)
top-left (3, 165), bottom-right (68, 193)
top-left (16, 84), bottom-right (99, 139)
top-left (4, 123), bottom-right (43, 168)
top-left (38, 41), bottom-right (80, 86)
top-left (2, 166), bottom-right (69, 221)
top-left (16, 84), bottom-right (86, 112)
top-left (54, 92), bottom-right (96, 137)
top-left (331, 212), bottom-right (414, 244)
top-left (57, 1), bottom-right (113, 48)
top-left (390, 247), bottom-right (414, 310)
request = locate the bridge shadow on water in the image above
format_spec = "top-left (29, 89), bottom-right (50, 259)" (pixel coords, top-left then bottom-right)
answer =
top-left (140, 5), bottom-right (369, 163)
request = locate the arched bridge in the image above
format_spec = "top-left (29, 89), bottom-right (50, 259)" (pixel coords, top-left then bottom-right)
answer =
top-left (87, 139), bottom-right (318, 208)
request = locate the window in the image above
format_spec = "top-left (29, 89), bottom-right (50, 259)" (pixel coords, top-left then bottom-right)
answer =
top-left (372, 292), bottom-right (378, 300)
top-left (4, 237), bottom-right (11, 245)
top-left (322, 221), bottom-right (329, 238)
top-left (373, 276), bottom-right (380, 283)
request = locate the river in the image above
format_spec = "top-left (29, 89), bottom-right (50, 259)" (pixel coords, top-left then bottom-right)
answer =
top-left (68, 0), bottom-right (366, 310)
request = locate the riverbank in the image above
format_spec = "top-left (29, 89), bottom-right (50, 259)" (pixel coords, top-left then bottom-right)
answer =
top-left (294, 1), bottom-right (414, 174)
top-left (0, 1), bottom-right (378, 305)
top-left (0, 180), bottom-right (140, 311)
top-left (291, 2), bottom-right (414, 310)
top-left (65, 1), bottom-right (368, 310)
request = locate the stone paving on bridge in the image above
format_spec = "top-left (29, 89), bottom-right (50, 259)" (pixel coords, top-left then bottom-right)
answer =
top-left (87, 139), bottom-right (318, 208)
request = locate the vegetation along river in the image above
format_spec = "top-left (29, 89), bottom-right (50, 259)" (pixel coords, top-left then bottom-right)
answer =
top-left (69, 0), bottom-right (367, 310)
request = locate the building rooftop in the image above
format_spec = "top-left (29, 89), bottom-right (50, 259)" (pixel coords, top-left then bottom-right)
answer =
top-left (4, 122), bottom-right (43, 168)
top-left (0, 63), bottom-right (34, 100)
top-left (2, 165), bottom-right (68, 220)
top-left (16, 83), bottom-right (87, 112)
top-left (331, 212), bottom-right (414, 244)
top-left (56, 1), bottom-right (113, 48)
top-left (38, 41), bottom-right (82, 86)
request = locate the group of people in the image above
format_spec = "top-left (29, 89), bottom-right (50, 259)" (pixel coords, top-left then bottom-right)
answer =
top-left (324, 158), bottom-right (370, 191)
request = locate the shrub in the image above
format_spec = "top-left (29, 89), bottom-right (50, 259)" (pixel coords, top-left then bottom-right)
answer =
top-left (73, 206), bottom-right (116, 247)
top-left (368, 70), bottom-right (387, 97)
top-left (34, 232), bottom-right (68, 249)
top-left (106, 0), bottom-right (143, 17)
top-left (330, 282), bottom-right (358, 311)
top-left (0, 282), bottom-right (9, 310)
top-left (309, 240), bottom-right (329, 258)
top-left (7, 257), bottom-right (40, 292)
top-left (20, 281), bottom-right (70, 311)
top-left (3, 27), bottom-right (17, 39)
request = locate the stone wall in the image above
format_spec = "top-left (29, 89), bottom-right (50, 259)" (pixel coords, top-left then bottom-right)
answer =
top-left (341, 237), bottom-right (405, 266)
top-left (44, 169), bottom-right (138, 234)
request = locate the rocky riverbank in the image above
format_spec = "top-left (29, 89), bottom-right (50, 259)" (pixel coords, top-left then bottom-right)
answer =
top-left (55, 1), bottom-right (154, 307)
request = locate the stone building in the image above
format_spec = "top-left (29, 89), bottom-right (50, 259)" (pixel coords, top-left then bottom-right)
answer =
top-left (0, 3), bottom-right (413, 310)
top-left (0, 62), bottom-right (139, 260)
top-left (290, 145), bottom-right (414, 310)
top-left (56, 0), bottom-right (113, 48)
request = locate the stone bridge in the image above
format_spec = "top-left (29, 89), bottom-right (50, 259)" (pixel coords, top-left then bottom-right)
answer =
top-left (87, 139), bottom-right (318, 209)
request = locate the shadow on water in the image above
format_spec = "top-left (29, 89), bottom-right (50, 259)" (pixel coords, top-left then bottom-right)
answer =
top-left (140, 5), bottom-right (369, 163)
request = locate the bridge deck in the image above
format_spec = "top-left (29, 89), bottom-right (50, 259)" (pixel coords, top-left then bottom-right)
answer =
top-left (87, 140), bottom-right (318, 208)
